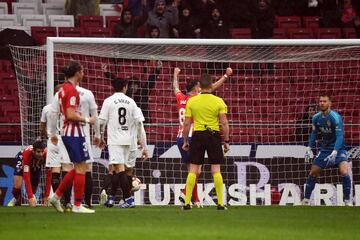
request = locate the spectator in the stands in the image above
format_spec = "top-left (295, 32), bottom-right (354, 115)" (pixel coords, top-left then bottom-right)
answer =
top-left (352, 0), bottom-right (360, 37)
top-left (251, 0), bottom-right (275, 39)
top-left (340, 0), bottom-right (357, 27)
top-left (148, 25), bottom-right (161, 38)
top-left (201, 6), bottom-right (229, 38)
top-left (146, 0), bottom-right (179, 38)
top-left (173, 5), bottom-right (201, 38)
top-left (113, 0), bottom-right (148, 38)
top-left (65, 0), bottom-right (100, 17)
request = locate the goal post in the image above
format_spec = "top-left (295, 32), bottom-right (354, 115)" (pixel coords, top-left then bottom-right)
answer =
top-left (10, 38), bottom-right (360, 206)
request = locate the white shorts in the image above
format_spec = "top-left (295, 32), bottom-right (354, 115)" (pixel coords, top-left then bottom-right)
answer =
top-left (45, 137), bottom-right (71, 167)
top-left (85, 135), bottom-right (94, 163)
top-left (45, 140), bottom-right (61, 168)
top-left (108, 145), bottom-right (132, 165)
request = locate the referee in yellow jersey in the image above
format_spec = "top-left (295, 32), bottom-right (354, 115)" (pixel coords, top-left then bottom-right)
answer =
top-left (182, 73), bottom-right (230, 210)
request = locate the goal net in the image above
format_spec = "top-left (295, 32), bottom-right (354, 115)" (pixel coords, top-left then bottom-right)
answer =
top-left (10, 38), bottom-right (360, 206)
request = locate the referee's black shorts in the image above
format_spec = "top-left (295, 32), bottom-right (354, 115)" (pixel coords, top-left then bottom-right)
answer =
top-left (189, 130), bottom-right (224, 165)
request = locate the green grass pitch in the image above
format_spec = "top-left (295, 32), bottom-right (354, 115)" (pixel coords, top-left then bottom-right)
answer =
top-left (1, 206), bottom-right (359, 240)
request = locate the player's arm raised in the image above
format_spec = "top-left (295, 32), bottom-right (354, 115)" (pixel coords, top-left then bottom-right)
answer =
top-left (173, 67), bottom-right (181, 95)
top-left (212, 67), bottom-right (232, 91)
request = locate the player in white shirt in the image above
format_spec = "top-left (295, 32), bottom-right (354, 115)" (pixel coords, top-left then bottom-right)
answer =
top-left (99, 77), bottom-right (146, 208)
top-left (76, 86), bottom-right (101, 208)
top-left (40, 85), bottom-right (72, 206)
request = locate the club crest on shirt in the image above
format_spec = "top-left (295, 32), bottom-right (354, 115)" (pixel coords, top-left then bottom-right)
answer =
top-left (24, 165), bottom-right (29, 172)
top-left (327, 120), bottom-right (331, 127)
top-left (70, 96), bottom-right (76, 106)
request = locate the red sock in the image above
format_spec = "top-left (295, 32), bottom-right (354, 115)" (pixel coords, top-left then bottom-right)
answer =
top-left (192, 177), bottom-right (200, 202)
top-left (45, 169), bottom-right (52, 198)
top-left (55, 169), bottom-right (75, 197)
top-left (12, 187), bottom-right (21, 200)
top-left (73, 173), bottom-right (85, 207)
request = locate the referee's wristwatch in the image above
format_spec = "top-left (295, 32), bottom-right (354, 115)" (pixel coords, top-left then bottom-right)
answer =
top-left (224, 140), bottom-right (230, 144)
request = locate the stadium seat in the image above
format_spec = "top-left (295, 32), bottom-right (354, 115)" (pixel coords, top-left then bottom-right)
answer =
top-left (0, 60), bottom-right (13, 73)
top-left (105, 15), bottom-right (120, 29)
top-left (18, 0), bottom-right (42, 13)
top-left (99, 4), bottom-right (120, 17)
top-left (229, 28), bottom-right (252, 39)
top-left (42, 2), bottom-right (64, 16)
top-left (58, 27), bottom-right (84, 37)
top-left (303, 16), bottom-right (320, 28)
top-left (99, 4), bottom-right (120, 26)
top-left (12, 2), bottom-right (38, 22)
top-left (0, 0), bottom-right (14, 14)
top-left (0, 14), bottom-right (17, 27)
top-left (0, 2), bottom-right (8, 14)
top-left (48, 15), bottom-right (74, 27)
top-left (31, 26), bottom-right (57, 45)
top-left (77, 16), bottom-right (104, 28)
top-left (275, 16), bottom-right (301, 28)
top-left (287, 28), bottom-right (313, 39)
top-left (273, 28), bottom-right (286, 39)
top-left (84, 27), bottom-right (111, 37)
top-left (22, 14), bottom-right (47, 27)
top-left (314, 28), bottom-right (341, 39)
top-left (0, 72), bottom-right (16, 83)
top-left (343, 28), bottom-right (356, 38)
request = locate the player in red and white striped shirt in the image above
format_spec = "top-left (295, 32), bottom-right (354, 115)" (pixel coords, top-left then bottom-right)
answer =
top-left (173, 67), bottom-right (232, 207)
top-left (48, 61), bottom-right (97, 214)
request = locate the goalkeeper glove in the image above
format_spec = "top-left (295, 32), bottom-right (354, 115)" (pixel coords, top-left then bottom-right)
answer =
top-left (324, 150), bottom-right (338, 166)
top-left (304, 147), bottom-right (313, 163)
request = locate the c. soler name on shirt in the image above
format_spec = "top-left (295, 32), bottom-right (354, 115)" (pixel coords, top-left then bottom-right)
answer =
top-left (114, 98), bottom-right (130, 104)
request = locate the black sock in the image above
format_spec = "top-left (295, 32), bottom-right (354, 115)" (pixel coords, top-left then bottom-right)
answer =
top-left (127, 175), bottom-right (133, 187)
top-left (111, 173), bottom-right (121, 196)
top-left (62, 171), bottom-right (72, 206)
top-left (103, 173), bottom-right (113, 195)
top-left (85, 172), bottom-right (93, 207)
top-left (119, 172), bottom-right (131, 199)
top-left (51, 172), bottom-right (61, 192)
